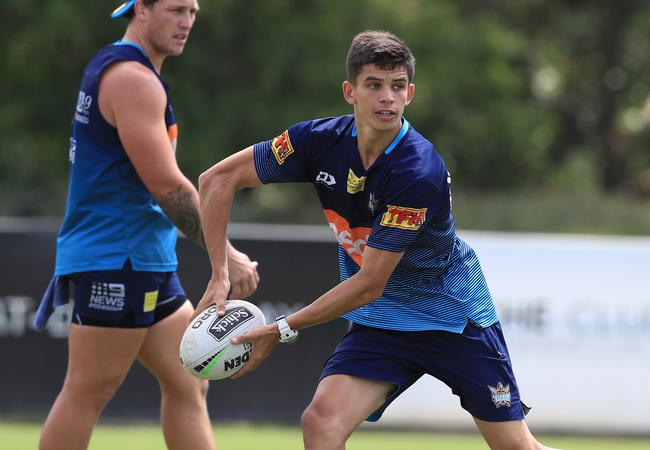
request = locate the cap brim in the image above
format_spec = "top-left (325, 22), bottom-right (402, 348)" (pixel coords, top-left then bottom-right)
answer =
top-left (111, 0), bottom-right (137, 19)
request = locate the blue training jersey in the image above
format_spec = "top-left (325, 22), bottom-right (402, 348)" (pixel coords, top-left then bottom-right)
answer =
top-left (55, 42), bottom-right (179, 275)
top-left (253, 115), bottom-right (498, 332)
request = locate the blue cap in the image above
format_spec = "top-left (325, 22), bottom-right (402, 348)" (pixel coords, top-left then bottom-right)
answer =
top-left (111, 0), bottom-right (137, 19)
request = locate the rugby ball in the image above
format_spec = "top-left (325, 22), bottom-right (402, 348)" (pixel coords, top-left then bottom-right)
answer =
top-left (180, 300), bottom-right (266, 380)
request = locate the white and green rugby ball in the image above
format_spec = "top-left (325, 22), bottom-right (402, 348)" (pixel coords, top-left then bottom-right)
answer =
top-left (180, 300), bottom-right (266, 380)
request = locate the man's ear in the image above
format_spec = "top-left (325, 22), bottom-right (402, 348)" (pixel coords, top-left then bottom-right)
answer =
top-left (405, 83), bottom-right (415, 106)
top-left (342, 80), bottom-right (355, 106)
top-left (133, 0), bottom-right (147, 21)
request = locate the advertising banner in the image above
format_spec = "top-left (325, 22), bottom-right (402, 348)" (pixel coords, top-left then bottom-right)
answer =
top-left (1, 220), bottom-right (648, 434)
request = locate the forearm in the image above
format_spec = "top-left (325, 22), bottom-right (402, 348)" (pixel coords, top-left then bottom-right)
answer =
top-left (286, 247), bottom-right (402, 331)
top-left (287, 272), bottom-right (380, 330)
top-left (157, 181), bottom-right (206, 250)
top-left (198, 170), bottom-right (236, 284)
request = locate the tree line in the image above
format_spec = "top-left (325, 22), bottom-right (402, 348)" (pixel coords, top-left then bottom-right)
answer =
top-left (1, 0), bottom-right (648, 216)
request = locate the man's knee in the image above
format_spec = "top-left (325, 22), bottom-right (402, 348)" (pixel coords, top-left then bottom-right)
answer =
top-left (63, 372), bottom-right (123, 410)
top-left (160, 376), bottom-right (209, 407)
top-left (301, 402), bottom-right (347, 443)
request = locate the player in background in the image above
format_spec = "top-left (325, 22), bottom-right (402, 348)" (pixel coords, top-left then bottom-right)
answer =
top-left (196, 30), bottom-right (558, 450)
top-left (33, 1), bottom-right (259, 449)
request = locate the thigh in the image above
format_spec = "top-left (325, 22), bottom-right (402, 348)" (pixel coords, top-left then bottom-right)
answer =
top-left (473, 417), bottom-right (543, 450)
top-left (66, 323), bottom-right (147, 391)
top-left (308, 374), bottom-right (395, 431)
top-left (320, 323), bottom-right (423, 422)
top-left (137, 300), bottom-right (200, 390)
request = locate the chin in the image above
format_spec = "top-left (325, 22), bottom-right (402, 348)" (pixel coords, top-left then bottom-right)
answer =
top-left (169, 46), bottom-right (185, 56)
top-left (375, 118), bottom-right (400, 130)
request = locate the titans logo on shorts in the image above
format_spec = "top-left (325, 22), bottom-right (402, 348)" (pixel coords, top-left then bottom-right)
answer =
top-left (321, 321), bottom-right (529, 422)
top-left (69, 260), bottom-right (187, 328)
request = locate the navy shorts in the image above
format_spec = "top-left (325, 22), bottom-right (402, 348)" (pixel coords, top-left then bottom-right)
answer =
top-left (321, 320), bottom-right (529, 422)
top-left (69, 260), bottom-right (187, 328)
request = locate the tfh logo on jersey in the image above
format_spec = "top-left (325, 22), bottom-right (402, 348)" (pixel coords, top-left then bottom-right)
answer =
top-left (380, 205), bottom-right (427, 230)
top-left (347, 169), bottom-right (366, 194)
top-left (208, 306), bottom-right (254, 341)
top-left (488, 382), bottom-right (512, 408)
top-left (74, 90), bottom-right (92, 124)
top-left (271, 130), bottom-right (295, 165)
top-left (89, 282), bottom-right (125, 312)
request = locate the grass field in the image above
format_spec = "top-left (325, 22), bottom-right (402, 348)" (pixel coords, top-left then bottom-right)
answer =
top-left (3, 422), bottom-right (650, 450)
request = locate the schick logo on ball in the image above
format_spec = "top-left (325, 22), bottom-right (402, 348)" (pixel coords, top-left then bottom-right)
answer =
top-left (208, 306), bottom-right (253, 341)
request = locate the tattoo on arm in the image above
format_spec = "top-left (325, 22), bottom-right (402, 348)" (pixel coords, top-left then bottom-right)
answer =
top-left (157, 186), bottom-right (206, 250)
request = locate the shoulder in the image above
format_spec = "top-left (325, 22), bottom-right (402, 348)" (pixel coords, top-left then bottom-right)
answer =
top-left (86, 43), bottom-right (148, 77)
top-left (309, 115), bottom-right (354, 135)
top-left (101, 61), bottom-right (165, 106)
top-left (390, 126), bottom-right (447, 185)
top-left (290, 115), bottom-right (353, 138)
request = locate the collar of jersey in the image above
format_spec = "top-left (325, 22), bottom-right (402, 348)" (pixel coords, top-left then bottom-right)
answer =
top-left (113, 40), bottom-right (148, 59)
top-left (351, 117), bottom-right (410, 155)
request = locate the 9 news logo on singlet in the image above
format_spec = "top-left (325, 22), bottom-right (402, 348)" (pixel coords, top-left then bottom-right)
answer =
top-left (74, 90), bottom-right (92, 125)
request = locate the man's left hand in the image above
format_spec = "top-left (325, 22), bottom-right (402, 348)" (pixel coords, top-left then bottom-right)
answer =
top-left (227, 247), bottom-right (260, 299)
top-left (230, 323), bottom-right (279, 379)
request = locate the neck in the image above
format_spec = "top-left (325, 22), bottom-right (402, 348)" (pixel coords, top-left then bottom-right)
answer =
top-left (354, 119), bottom-right (401, 170)
top-left (121, 29), bottom-right (165, 73)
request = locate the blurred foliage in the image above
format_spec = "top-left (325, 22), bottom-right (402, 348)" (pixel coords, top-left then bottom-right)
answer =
top-left (1, 0), bottom-right (649, 233)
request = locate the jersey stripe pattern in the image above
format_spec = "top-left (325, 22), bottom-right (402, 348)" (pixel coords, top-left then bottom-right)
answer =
top-left (55, 43), bottom-right (178, 275)
top-left (253, 115), bottom-right (498, 332)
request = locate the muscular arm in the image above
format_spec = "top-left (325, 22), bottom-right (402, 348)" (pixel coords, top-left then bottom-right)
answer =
top-left (99, 61), bottom-right (205, 248)
top-left (99, 62), bottom-right (259, 298)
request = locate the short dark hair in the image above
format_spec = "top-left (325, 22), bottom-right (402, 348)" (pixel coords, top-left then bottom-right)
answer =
top-left (346, 31), bottom-right (416, 84)
top-left (122, 0), bottom-right (159, 19)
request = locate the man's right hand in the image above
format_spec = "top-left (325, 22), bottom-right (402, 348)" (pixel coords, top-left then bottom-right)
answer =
top-left (191, 277), bottom-right (230, 321)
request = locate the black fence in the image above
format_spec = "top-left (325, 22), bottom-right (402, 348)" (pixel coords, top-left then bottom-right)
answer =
top-left (0, 220), bottom-right (348, 423)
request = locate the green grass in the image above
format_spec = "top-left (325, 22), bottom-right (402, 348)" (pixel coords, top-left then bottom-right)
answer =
top-left (3, 422), bottom-right (649, 450)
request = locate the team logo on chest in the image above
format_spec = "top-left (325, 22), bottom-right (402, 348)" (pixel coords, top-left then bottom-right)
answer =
top-left (271, 130), bottom-right (294, 165)
top-left (488, 382), bottom-right (512, 408)
top-left (347, 169), bottom-right (366, 194)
